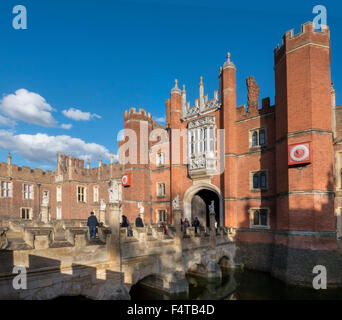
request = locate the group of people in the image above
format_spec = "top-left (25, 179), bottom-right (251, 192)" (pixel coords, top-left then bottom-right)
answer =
top-left (87, 212), bottom-right (145, 239)
top-left (182, 216), bottom-right (201, 234)
top-left (87, 212), bottom-right (203, 239)
top-left (121, 214), bottom-right (145, 237)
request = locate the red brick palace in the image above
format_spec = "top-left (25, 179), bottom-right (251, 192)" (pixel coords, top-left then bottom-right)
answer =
top-left (1, 22), bottom-right (341, 285)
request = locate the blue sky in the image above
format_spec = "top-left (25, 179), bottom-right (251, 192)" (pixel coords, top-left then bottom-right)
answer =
top-left (0, 0), bottom-right (341, 170)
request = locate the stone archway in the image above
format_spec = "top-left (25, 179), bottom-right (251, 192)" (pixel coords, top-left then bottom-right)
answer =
top-left (183, 183), bottom-right (223, 226)
top-left (191, 189), bottom-right (219, 227)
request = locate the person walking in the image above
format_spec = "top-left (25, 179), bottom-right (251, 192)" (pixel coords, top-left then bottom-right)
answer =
top-left (161, 222), bottom-right (167, 235)
top-left (183, 218), bottom-right (190, 234)
top-left (135, 214), bottom-right (144, 227)
top-left (121, 214), bottom-right (133, 236)
top-left (121, 215), bottom-right (129, 227)
top-left (192, 216), bottom-right (200, 234)
top-left (87, 212), bottom-right (99, 239)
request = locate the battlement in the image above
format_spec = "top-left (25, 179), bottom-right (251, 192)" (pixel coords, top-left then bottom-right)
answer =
top-left (124, 107), bottom-right (153, 122)
top-left (236, 97), bottom-right (274, 121)
top-left (274, 22), bottom-right (330, 64)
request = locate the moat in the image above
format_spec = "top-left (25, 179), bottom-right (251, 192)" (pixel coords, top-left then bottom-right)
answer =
top-left (129, 269), bottom-right (342, 300)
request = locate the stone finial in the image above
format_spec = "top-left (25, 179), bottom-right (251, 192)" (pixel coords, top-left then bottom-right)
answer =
top-left (110, 151), bottom-right (114, 164)
top-left (331, 82), bottom-right (336, 108)
top-left (98, 155), bottom-right (102, 168)
top-left (7, 152), bottom-right (11, 165)
top-left (223, 51), bottom-right (236, 70)
top-left (86, 158), bottom-right (90, 169)
top-left (199, 76), bottom-right (204, 108)
top-left (181, 84), bottom-right (187, 117)
top-left (171, 79), bottom-right (181, 94)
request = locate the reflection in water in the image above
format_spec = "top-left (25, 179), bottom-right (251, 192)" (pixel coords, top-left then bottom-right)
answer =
top-left (130, 269), bottom-right (342, 300)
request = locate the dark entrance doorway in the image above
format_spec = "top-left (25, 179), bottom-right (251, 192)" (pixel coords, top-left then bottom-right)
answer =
top-left (191, 189), bottom-right (219, 227)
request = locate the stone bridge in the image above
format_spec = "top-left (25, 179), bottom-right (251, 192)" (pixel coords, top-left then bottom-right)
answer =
top-left (0, 205), bottom-right (238, 300)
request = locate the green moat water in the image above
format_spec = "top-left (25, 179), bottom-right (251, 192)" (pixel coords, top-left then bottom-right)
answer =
top-left (129, 269), bottom-right (342, 300)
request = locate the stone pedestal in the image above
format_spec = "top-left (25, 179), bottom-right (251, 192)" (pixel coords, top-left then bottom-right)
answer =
top-left (173, 209), bottom-right (183, 256)
top-left (209, 213), bottom-right (216, 248)
top-left (208, 212), bottom-right (221, 280)
top-left (40, 205), bottom-right (50, 224)
top-left (107, 202), bottom-right (121, 267)
top-left (99, 209), bottom-right (106, 224)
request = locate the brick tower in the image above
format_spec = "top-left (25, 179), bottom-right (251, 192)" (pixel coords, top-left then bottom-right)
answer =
top-left (273, 22), bottom-right (337, 284)
top-left (121, 108), bottom-right (154, 223)
top-left (274, 22), bottom-right (334, 233)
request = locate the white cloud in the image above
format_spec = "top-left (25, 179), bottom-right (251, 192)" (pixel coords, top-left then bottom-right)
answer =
top-left (61, 123), bottom-right (72, 130)
top-left (0, 130), bottom-right (112, 165)
top-left (0, 89), bottom-right (57, 127)
top-left (62, 108), bottom-right (101, 121)
top-left (0, 115), bottom-right (16, 127)
top-left (154, 116), bottom-right (166, 123)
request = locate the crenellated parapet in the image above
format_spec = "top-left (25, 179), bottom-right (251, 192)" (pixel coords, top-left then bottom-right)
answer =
top-left (274, 21), bottom-right (330, 66)
top-left (0, 161), bottom-right (54, 183)
top-left (235, 75), bottom-right (274, 121)
top-left (235, 98), bottom-right (274, 122)
top-left (124, 107), bottom-right (153, 122)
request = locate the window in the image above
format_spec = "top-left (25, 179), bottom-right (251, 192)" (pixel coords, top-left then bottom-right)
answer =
top-left (252, 131), bottom-right (258, 146)
top-left (253, 173), bottom-right (259, 189)
top-left (157, 183), bottom-right (166, 197)
top-left (250, 171), bottom-right (268, 190)
top-left (158, 210), bottom-right (167, 223)
top-left (156, 152), bottom-right (165, 167)
top-left (1, 181), bottom-right (11, 198)
top-left (21, 208), bottom-right (31, 220)
top-left (56, 207), bottom-right (62, 220)
top-left (260, 172), bottom-right (267, 189)
top-left (77, 186), bottom-right (86, 203)
top-left (23, 184), bottom-right (34, 200)
top-left (93, 186), bottom-right (99, 203)
top-left (250, 128), bottom-right (267, 148)
top-left (56, 186), bottom-right (62, 202)
top-left (259, 129), bottom-right (266, 145)
top-left (188, 120), bottom-right (216, 157)
top-left (250, 208), bottom-right (269, 228)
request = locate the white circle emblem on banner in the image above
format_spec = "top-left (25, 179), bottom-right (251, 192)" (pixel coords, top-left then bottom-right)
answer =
top-left (290, 144), bottom-right (309, 162)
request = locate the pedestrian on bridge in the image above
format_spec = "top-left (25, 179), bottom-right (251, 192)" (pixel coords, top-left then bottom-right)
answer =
top-left (121, 215), bottom-right (133, 237)
top-left (192, 217), bottom-right (200, 234)
top-left (87, 212), bottom-right (99, 239)
top-left (135, 214), bottom-right (144, 227)
top-left (183, 218), bottom-right (190, 234)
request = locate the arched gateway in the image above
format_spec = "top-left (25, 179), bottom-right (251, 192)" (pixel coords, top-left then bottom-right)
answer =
top-left (183, 184), bottom-right (223, 227)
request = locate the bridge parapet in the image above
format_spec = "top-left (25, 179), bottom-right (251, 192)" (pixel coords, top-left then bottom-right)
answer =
top-left (0, 214), bottom-right (238, 299)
